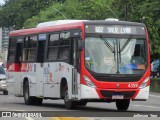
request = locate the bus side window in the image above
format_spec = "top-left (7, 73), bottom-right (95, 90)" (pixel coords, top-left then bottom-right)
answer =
top-left (23, 49), bottom-right (27, 61)
top-left (23, 37), bottom-right (28, 61)
top-left (58, 32), bottom-right (70, 60)
top-left (131, 44), bottom-right (144, 64)
top-left (71, 37), bottom-right (79, 67)
top-left (47, 34), bottom-right (59, 60)
top-left (22, 36), bottom-right (37, 62)
top-left (28, 49), bottom-right (36, 61)
top-left (59, 46), bottom-right (70, 60)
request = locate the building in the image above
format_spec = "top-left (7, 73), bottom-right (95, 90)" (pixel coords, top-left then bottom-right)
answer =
top-left (0, 28), bottom-right (2, 51)
top-left (2, 27), bottom-right (10, 50)
top-left (0, 27), bottom-right (11, 63)
top-left (0, 28), bottom-right (2, 61)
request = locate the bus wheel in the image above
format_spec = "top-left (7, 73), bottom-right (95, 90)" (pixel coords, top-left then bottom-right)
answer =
top-left (33, 97), bottom-right (43, 105)
top-left (64, 85), bottom-right (77, 109)
top-left (23, 81), bottom-right (34, 105)
top-left (78, 101), bottom-right (88, 106)
top-left (116, 99), bottom-right (130, 111)
top-left (3, 90), bottom-right (8, 95)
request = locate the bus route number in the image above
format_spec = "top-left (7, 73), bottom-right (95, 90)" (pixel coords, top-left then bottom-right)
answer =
top-left (128, 83), bottom-right (138, 88)
top-left (95, 26), bottom-right (104, 33)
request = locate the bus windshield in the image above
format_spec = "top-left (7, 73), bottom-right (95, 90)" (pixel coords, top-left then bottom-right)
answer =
top-left (85, 36), bottom-right (147, 74)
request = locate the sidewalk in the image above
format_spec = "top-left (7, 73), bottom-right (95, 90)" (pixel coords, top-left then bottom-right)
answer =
top-left (150, 91), bottom-right (160, 96)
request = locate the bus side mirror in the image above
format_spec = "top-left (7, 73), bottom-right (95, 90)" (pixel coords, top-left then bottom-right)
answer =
top-left (78, 40), bottom-right (83, 51)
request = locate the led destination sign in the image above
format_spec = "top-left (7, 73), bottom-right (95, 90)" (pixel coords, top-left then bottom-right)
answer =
top-left (85, 25), bottom-right (145, 35)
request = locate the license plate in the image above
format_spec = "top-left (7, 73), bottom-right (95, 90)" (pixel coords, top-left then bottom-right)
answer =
top-left (112, 95), bottom-right (124, 99)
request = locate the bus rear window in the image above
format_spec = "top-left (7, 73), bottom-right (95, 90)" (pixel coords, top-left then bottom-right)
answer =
top-left (8, 38), bottom-right (16, 62)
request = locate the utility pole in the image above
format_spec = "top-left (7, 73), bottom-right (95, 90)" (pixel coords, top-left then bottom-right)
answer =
top-left (125, 4), bottom-right (128, 21)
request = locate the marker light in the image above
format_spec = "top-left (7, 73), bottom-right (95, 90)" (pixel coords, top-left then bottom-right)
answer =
top-left (139, 77), bottom-right (150, 89)
top-left (105, 18), bottom-right (119, 21)
top-left (83, 75), bottom-right (96, 88)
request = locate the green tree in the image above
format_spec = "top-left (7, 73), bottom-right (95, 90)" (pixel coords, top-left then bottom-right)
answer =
top-left (23, 0), bottom-right (114, 28)
top-left (112, 0), bottom-right (160, 58)
top-left (140, 0), bottom-right (160, 57)
top-left (0, 0), bottom-right (56, 29)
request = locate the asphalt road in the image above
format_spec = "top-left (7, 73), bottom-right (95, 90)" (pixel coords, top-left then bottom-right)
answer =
top-left (0, 91), bottom-right (160, 120)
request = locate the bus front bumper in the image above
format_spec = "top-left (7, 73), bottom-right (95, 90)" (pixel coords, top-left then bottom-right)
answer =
top-left (80, 84), bottom-right (149, 100)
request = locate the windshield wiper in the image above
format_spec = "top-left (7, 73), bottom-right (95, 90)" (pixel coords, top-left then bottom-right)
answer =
top-left (99, 35), bottom-right (116, 62)
top-left (113, 42), bottom-right (116, 61)
top-left (118, 40), bottom-right (121, 63)
top-left (99, 35), bottom-right (115, 53)
top-left (120, 35), bottom-right (133, 52)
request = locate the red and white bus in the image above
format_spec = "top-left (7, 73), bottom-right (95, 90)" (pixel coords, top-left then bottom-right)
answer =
top-left (7, 19), bottom-right (150, 110)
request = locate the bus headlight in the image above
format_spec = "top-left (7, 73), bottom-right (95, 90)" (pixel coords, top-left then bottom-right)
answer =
top-left (139, 77), bottom-right (149, 89)
top-left (83, 75), bottom-right (96, 88)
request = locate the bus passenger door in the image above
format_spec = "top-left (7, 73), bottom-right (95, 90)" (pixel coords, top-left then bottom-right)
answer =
top-left (36, 36), bottom-right (46, 97)
top-left (71, 37), bottom-right (80, 99)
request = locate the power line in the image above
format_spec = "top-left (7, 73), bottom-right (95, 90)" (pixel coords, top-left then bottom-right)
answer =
top-left (54, 8), bottom-right (67, 19)
top-left (106, 5), bottom-right (119, 20)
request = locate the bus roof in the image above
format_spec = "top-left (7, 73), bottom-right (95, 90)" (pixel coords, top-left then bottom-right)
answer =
top-left (36, 20), bottom-right (87, 28)
top-left (9, 20), bottom-right (145, 37)
top-left (9, 21), bottom-right (84, 37)
top-left (85, 20), bottom-right (145, 26)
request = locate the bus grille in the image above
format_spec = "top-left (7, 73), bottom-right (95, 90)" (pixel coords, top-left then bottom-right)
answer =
top-left (93, 75), bottom-right (141, 82)
top-left (100, 90), bottom-right (136, 99)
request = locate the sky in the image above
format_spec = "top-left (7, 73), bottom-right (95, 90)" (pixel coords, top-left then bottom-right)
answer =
top-left (0, 0), bottom-right (4, 5)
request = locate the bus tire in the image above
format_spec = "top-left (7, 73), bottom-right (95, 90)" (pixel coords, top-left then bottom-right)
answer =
top-left (33, 97), bottom-right (43, 105)
top-left (23, 81), bottom-right (34, 105)
top-left (3, 90), bottom-right (8, 95)
top-left (78, 101), bottom-right (87, 106)
top-left (116, 99), bottom-right (130, 111)
top-left (64, 85), bottom-right (77, 109)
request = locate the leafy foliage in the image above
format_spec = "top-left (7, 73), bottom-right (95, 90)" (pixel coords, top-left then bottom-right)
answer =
top-left (112, 0), bottom-right (160, 58)
top-left (23, 0), bottom-right (113, 28)
top-left (0, 0), bottom-right (56, 29)
top-left (1, 0), bottom-right (160, 58)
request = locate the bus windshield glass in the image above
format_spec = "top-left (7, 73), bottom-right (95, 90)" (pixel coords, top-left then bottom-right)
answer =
top-left (85, 36), bottom-right (147, 74)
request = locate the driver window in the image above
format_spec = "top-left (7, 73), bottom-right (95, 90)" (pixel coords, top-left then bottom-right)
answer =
top-left (131, 44), bottom-right (144, 64)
